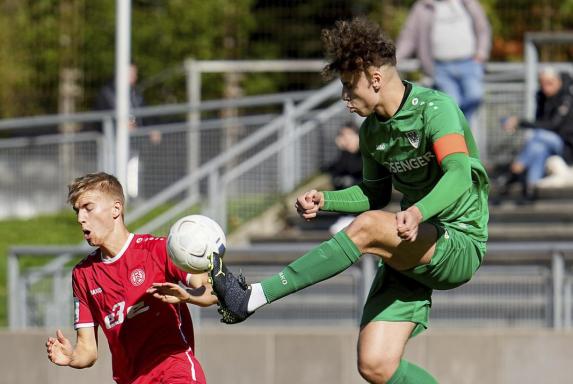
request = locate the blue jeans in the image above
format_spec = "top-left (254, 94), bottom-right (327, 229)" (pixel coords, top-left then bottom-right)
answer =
top-left (434, 59), bottom-right (484, 121)
top-left (516, 129), bottom-right (564, 185)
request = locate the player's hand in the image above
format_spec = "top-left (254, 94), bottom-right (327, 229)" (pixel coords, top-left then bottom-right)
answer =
top-left (396, 206), bottom-right (423, 242)
top-left (147, 281), bottom-right (218, 307)
top-left (295, 189), bottom-right (324, 221)
top-left (46, 329), bottom-right (73, 366)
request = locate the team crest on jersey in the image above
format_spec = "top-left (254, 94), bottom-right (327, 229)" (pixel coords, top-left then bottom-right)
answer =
top-left (404, 131), bottom-right (420, 148)
top-left (130, 268), bottom-right (146, 286)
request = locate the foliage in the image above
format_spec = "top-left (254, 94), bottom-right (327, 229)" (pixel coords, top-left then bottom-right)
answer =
top-left (2, 0), bottom-right (573, 119)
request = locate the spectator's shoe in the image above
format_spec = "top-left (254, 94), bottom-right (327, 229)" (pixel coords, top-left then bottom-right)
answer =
top-left (209, 252), bottom-right (252, 324)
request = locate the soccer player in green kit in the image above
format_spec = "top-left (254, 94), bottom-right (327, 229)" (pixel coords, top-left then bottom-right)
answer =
top-left (210, 17), bottom-right (489, 384)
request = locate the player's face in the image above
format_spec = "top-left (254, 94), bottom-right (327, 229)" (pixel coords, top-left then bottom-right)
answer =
top-left (340, 70), bottom-right (378, 117)
top-left (73, 190), bottom-right (119, 247)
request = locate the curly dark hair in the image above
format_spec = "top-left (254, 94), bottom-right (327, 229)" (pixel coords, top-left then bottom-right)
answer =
top-left (322, 18), bottom-right (396, 79)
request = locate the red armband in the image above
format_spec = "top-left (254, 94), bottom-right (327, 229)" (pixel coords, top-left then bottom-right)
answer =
top-left (433, 134), bottom-right (469, 165)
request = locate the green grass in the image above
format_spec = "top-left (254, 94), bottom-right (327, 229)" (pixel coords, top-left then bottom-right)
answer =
top-left (0, 211), bottom-right (83, 327)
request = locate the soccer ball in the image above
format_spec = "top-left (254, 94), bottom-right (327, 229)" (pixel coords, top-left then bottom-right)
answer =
top-left (167, 214), bottom-right (226, 273)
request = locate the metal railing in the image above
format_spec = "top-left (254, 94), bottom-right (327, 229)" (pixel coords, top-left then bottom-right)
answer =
top-left (5, 58), bottom-right (573, 330)
top-left (0, 88), bottom-right (322, 219)
top-left (8, 241), bottom-right (573, 329)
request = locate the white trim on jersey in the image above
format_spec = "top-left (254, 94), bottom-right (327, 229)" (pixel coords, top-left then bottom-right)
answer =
top-left (101, 233), bottom-right (134, 264)
top-left (185, 347), bottom-right (197, 381)
top-left (74, 322), bottom-right (95, 330)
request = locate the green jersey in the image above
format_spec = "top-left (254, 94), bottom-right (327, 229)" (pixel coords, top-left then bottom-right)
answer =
top-left (326, 82), bottom-right (489, 242)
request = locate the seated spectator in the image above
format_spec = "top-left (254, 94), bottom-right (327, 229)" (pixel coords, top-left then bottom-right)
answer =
top-left (496, 67), bottom-right (573, 202)
top-left (322, 121), bottom-right (362, 233)
top-left (323, 121), bottom-right (362, 190)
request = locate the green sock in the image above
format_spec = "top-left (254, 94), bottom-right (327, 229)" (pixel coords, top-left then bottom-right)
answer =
top-left (387, 360), bottom-right (438, 384)
top-left (261, 231), bottom-right (361, 303)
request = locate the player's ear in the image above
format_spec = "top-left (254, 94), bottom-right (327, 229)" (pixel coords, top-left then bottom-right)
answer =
top-left (112, 201), bottom-right (122, 219)
top-left (369, 69), bottom-right (383, 92)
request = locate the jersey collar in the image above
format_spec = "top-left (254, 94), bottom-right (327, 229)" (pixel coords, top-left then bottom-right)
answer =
top-left (375, 81), bottom-right (414, 124)
top-left (101, 233), bottom-right (134, 264)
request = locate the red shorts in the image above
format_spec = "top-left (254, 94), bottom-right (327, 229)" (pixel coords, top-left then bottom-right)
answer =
top-left (132, 349), bottom-right (206, 384)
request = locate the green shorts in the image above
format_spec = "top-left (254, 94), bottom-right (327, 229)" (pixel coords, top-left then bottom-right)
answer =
top-left (360, 223), bottom-right (486, 337)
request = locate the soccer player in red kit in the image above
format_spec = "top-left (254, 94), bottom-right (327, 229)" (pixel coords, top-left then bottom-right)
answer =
top-left (45, 172), bottom-right (217, 384)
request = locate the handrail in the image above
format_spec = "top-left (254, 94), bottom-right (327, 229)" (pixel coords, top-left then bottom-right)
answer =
top-left (124, 80), bottom-right (341, 224)
top-left (0, 89), bottom-right (315, 131)
top-left (9, 240), bottom-right (573, 329)
top-left (9, 241), bottom-right (573, 263)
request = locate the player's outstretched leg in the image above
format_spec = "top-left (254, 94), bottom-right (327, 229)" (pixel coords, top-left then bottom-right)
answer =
top-left (209, 252), bottom-right (252, 324)
top-left (210, 231), bottom-right (362, 323)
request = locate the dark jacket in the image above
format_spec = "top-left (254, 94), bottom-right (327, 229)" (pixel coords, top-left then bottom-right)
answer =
top-left (520, 74), bottom-right (573, 163)
top-left (324, 150), bottom-right (363, 191)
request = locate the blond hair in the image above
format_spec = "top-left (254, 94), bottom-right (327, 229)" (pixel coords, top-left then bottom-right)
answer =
top-left (68, 172), bottom-right (125, 214)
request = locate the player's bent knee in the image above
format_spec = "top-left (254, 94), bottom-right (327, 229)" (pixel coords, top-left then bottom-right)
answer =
top-left (345, 211), bottom-right (395, 251)
top-left (357, 353), bottom-right (400, 383)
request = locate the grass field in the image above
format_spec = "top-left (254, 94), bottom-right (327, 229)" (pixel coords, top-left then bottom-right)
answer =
top-left (0, 211), bottom-right (82, 327)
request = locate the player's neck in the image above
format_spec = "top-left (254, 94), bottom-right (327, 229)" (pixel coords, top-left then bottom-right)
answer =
top-left (374, 73), bottom-right (405, 119)
top-left (99, 225), bottom-right (131, 259)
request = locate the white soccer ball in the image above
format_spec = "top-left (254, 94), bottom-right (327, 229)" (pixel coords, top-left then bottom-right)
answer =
top-left (167, 214), bottom-right (226, 273)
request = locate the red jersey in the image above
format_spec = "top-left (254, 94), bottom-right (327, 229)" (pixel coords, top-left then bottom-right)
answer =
top-left (72, 233), bottom-right (205, 384)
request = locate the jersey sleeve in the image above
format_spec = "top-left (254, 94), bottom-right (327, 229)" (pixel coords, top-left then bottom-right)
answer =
top-left (413, 99), bottom-right (472, 220)
top-left (72, 268), bottom-right (95, 330)
top-left (426, 98), bottom-right (469, 163)
top-left (414, 152), bottom-right (472, 220)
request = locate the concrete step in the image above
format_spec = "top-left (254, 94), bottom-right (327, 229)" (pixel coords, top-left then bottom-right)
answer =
top-left (251, 221), bottom-right (573, 244)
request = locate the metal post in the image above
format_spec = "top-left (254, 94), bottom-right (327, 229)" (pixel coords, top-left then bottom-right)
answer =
top-left (206, 170), bottom-right (222, 229)
top-left (361, 254), bottom-right (377, 306)
top-left (279, 99), bottom-right (296, 193)
top-left (8, 250), bottom-right (19, 329)
top-left (103, 116), bottom-right (116, 173)
top-left (476, 103), bottom-right (488, 164)
top-left (185, 58), bottom-right (201, 197)
top-left (20, 277), bottom-right (28, 328)
top-left (564, 277), bottom-right (572, 329)
top-left (552, 251), bottom-right (565, 329)
top-left (524, 34), bottom-right (538, 121)
top-left (115, 0), bottom-right (132, 195)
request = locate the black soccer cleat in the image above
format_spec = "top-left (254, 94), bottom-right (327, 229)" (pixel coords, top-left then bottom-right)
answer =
top-left (209, 252), bottom-right (252, 324)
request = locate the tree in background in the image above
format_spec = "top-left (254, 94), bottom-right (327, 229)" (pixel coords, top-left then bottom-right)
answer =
top-left (1, 0), bottom-right (573, 119)
top-left (0, 0), bottom-right (255, 118)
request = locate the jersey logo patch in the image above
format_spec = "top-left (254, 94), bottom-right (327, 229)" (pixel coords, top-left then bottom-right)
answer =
top-left (376, 143), bottom-right (386, 151)
top-left (405, 131), bottom-right (420, 148)
top-left (130, 268), bottom-right (146, 286)
top-left (90, 287), bottom-right (103, 296)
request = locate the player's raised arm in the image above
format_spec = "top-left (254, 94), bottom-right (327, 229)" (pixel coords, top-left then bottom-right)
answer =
top-left (46, 327), bottom-right (98, 368)
top-left (297, 143), bottom-right (392, 220)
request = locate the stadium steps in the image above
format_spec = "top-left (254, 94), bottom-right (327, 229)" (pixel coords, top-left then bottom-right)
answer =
top-left (247, 200), bottom-right (573, 244)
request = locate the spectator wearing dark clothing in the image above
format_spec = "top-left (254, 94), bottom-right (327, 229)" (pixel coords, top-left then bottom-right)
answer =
top-left (323, 121), bottom-right (363, 233)
top-left (94, 64), bottom-right (146, 130)
top-left (324, 122), bottom-right (362, 191)
top-left (499, 67), bottom-right (573, 201)
top-left (94, 64), bottom-right (163, 200)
